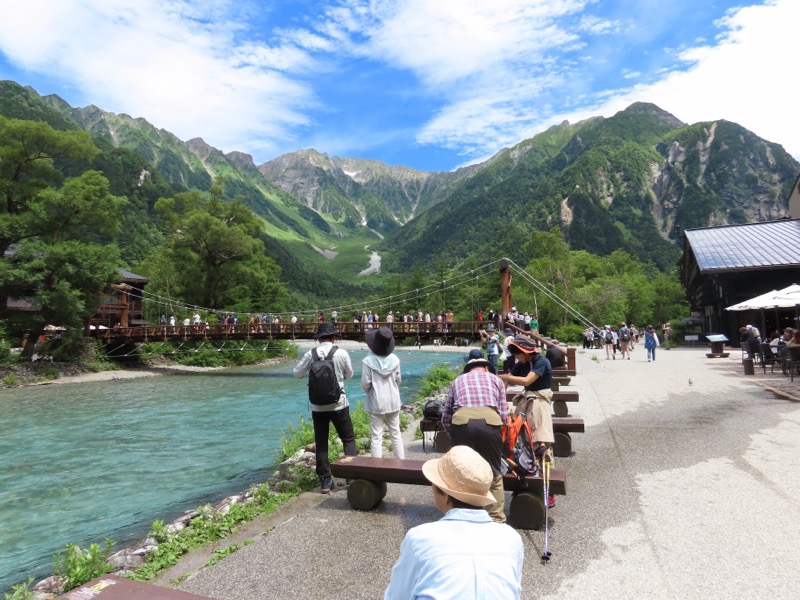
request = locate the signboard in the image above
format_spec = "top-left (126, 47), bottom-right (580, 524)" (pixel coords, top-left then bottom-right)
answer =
top-left (684, 335), bottom-right (699, 341)
top-left (706, 334), bottom-right (729, 343)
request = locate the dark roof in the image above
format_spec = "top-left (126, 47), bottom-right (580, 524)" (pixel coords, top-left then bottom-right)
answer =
top-left (6, 297), bottom-right (37, 311)
top-left (117, 268), bottom-right (149, 284)
top-left (684, 219), bottom-right (800, 272)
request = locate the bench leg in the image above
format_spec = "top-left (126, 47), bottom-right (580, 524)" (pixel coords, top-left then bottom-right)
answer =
top-left (553, 431), bottom-right (572, 457)
top-left (346, 480), bottom-right (388, 511)
top-left (509, 490), bottom-right (545, 530)
top-left (553, 401), bottom-right (569, 417)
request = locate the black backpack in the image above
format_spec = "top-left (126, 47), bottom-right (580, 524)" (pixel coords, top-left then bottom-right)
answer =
top-left (620, 328), bottom-right (630, 341)
top-left (605, 331), bottom-right (613, 343)
top-left (308, 346), bottom-right (342, 405)
top-left (423, 398), bottom-right (445, 419)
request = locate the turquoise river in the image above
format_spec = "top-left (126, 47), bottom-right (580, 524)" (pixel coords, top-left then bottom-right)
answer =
top-left (0, 347), bottom-right (464, 592)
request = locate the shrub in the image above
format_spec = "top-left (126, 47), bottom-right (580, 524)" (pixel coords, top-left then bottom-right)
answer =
top-left (54, 540), bottom-right (115, 592)
top-left (4, 578), bottom-right (35, 600)
top-left (553, 323), bottom-right (585, 345)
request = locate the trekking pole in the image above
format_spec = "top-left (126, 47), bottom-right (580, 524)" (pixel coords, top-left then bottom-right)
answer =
top-left (541, 450), bottom-right (552, 564)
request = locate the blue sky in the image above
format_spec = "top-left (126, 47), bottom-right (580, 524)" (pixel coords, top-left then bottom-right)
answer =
top-left (0, 1), bottom-right (795, 172)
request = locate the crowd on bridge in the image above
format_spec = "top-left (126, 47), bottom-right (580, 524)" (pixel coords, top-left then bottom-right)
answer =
top-left (146, 305), bottom-right (543, 338)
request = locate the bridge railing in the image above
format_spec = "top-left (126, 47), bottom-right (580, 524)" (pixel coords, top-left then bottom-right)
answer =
top-left (89, 321), bottom-right (493, 340)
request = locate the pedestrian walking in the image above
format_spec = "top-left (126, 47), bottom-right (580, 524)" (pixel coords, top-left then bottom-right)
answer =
top-left (644, 324), bottom-right (660, 362)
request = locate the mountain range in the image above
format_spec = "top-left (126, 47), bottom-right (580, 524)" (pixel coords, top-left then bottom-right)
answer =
top-left (1, 80), bottom-right (797, 298)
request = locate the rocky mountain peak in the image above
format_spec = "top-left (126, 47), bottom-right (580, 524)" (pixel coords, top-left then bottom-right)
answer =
top-left (226, 151), bottom-right (255, 169)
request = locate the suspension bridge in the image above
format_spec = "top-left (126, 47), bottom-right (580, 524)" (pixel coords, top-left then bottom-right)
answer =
top-left (89, 258), bottom-right (593, 364)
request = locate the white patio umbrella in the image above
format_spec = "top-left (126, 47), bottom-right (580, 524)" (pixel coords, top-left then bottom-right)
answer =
top-left (725, 284), bottom-right (800, 310)
top-left (725, 283), bottom-right (800, 335)
top-left (726, 290), bottom-right (778, 311)
top-left (771, 283), bottom-right (800, 306)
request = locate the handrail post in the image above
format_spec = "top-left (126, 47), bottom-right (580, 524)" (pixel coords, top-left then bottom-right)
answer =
top-left (500, 258), bottom-right (512, 323)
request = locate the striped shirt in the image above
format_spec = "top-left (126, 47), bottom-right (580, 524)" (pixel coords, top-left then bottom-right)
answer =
top-left (442, 369), bottom-right (508, 433)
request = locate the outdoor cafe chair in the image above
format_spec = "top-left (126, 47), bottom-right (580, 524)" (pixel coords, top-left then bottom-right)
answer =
top-left (759, 343), bottom-right (779, 375)
top-left (784, 346), bottom-right (800, 382)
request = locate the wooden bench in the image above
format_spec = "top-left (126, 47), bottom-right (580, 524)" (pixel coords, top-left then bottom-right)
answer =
top-left (58, 575), bottom-right (214, 599)
top-left (330, 456), bottom-right (566, 530)
top-left (551, 375), bottom-right (571, 391)
top-left (551, 416), bottom-right (584, 456)
top-left (506, 390), bottom-right (579, 417)
top-left (421, 417), bottom-right (584, 457)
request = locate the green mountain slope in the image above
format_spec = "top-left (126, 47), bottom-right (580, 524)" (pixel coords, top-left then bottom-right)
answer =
top-left (380, 103), bottom-right (798, 273)
top-left (3, 79), bottom-right (796, 297)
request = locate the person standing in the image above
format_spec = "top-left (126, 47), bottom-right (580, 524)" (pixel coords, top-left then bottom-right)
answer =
top-left (442, 349), bottom-right (509, 523)
top-left (293, 322), bottom-right (357, 493)
top-left (480, 324), bottom-right (501, 372)
top-left (361, 326), bottom-right (404, 459)
top-left (384, 446), bottom-right (524, 600)
top-left (663, 322), bottom-right (672, 350)
top-left (644, 325), bottom-right (660, 362)
top-left (618, 322), bottom-right (632, 360)
top-left (603, 325), bottom-right (615, 360)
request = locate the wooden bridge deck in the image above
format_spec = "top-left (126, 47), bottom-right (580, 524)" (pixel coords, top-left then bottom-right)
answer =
top-left (91, 322), bottom-right (577, 373)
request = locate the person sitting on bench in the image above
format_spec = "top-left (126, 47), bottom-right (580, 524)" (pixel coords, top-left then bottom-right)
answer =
top-left (500, 335), bottom-right (556, 508)
top-left (442, 348), bottom-right (509, 523)
top-left (384, 446), bottom-right (524, 600)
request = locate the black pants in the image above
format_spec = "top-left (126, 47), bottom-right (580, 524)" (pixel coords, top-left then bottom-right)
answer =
top-left (312, 407), bottom-right (357, 479)
top-left (451, 418), bottom-right (503, 477)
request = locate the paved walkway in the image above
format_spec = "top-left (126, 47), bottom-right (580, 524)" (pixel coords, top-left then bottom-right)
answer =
top-left (172, 347), bottom-right (800, 600)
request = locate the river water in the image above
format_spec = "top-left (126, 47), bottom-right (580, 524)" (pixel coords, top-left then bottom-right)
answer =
top-left (0, 348), bottom-right (464, 592)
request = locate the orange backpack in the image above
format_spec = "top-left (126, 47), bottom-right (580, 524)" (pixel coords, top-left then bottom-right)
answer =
top-left (502, 412), bottom-right (540, 478)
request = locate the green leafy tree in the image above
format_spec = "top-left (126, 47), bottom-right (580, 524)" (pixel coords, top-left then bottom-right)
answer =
top-left (0, 117), bottom-right (126, 357)
top-left (140, 181), bottom-right (290, 313)
top-left (0, 116), bottom-right (99, 255)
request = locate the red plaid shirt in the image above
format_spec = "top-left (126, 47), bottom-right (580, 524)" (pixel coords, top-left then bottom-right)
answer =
top-left (442, 369), bottom-right (508, 433)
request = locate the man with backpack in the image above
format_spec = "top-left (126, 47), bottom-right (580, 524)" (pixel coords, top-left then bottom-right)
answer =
top-left (603, 325), bottom-right (616, 360)
top-left (293, 322), bottom-right (357, 493)
top-left (618, 322), bottom-right (632, 360)
top-left (442, 349), bottom-right (510, 523)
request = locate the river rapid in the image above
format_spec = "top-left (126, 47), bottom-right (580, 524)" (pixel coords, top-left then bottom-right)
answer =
top-left (0, 347), bottom-right (465, 592)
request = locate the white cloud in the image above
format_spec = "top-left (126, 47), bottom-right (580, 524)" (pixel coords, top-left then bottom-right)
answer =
top-left (557, 0), bottom-right (800, 159)
top-left (0, 0), bottom-right (796, 170)
top-left (0, 0), bottom-right (314, 156)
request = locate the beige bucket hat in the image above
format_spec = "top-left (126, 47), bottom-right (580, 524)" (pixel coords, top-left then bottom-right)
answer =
top-left (421, 446), bottom-right (495, 506)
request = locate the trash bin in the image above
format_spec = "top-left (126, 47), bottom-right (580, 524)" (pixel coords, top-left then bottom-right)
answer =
top-left (743, 358), bottom-right (754, 375)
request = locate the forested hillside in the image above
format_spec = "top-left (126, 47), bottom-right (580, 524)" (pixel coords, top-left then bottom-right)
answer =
top-left (1, 81), bottom-right (797, 344)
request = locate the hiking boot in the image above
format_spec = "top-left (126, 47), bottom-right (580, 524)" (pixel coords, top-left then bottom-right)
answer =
top-left (320, 476), bottom-right (335, 494)
top-left (547, 494), bottom-right (556, 509)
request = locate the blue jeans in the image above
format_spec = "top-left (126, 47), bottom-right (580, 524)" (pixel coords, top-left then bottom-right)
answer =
top-left (647, 347), bottom-right (656, 361)
top-left (488, 353), bottom-right (499, 372)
